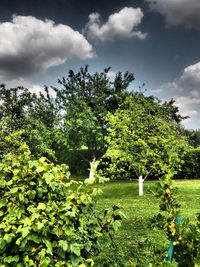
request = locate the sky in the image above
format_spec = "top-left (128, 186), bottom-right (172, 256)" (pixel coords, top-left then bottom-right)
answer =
top-left (0, 0), bottom-right (200, 129)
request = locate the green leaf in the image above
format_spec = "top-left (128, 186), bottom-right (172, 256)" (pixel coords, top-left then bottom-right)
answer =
top-left (3, 233), bottom-right (14, 243)
top-left (36, 221), bottom-right (44, 231)
top-left (40, 257), bottom-right (51, 267)
top-left (37, 203), bottom-right (46, 210)
top-left (71, 254), bottom-right (81, 267)
top-left (5, 255), bottom-right (20, 263)
top-left (43, 173), bottom-right (54, 184)
top-left (28, 160), bottom-right (38, 169)
top-left (70, 243), bottom-right (82, 257)
top-left (42, 238), bottom-right (52, 255)
top-left (59, 240), bottom-right (68, 252)
top-left (36, 166), bottom-right (45, 173)
top-left (21, 227), bottom-right (30, 238)
top-left (0, 238), bottom-right (6, 250)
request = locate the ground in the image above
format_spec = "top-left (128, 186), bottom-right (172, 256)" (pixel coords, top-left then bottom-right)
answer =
top-left (93, 180), bottom-right (200, 266)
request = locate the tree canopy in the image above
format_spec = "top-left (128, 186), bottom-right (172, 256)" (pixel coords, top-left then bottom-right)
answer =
top-left (0, 85), bottom-right (59, 160)
top-left (54, 65), bottom-right (135, 176)
top-left (105, 94), bottom-right (187, 191)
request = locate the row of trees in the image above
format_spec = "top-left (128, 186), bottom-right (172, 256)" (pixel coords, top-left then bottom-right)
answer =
top-left (0, 66), bottom-right (198, 191)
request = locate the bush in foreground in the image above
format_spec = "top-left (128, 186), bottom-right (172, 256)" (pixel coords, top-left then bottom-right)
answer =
top-left (0, 143), bottom-right (123, 266)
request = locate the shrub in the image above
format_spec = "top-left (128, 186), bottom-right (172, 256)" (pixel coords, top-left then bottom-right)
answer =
top-left (150, 173), bottom-right (200, 266)
top-left (177, 147), bottom-right (200, 179)
top-left (0, 143), bottom-right (123, 266)
top-left (55, 147), bottom-right (90, 176)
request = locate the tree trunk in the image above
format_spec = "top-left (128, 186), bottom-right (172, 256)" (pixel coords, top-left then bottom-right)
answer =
top-left (139, 175), bottom-right (144, 196)
top-left (89, 158), bottom-right (99, 179)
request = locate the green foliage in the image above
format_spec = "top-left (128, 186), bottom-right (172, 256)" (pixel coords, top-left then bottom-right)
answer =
top-left (105, 94), bottom-right (187, 179)
top-left (178, 147), bottom-right (200, 178)
top-left (0, 143), bottom-right (123, 266)
top-left (185, 129), bottom-right (200, 148)
top-left (55, 147), bottom-right (90, 175)
top-left (161, 99), bottom-right (188, 124)
top-left (0, 120), bottom-right (24, 158)
top-left (0, 85), bottom-right (33, 123)
top-left (151, 172), bottom-right (200, 266)
top-left (55, 65), bottom-right (135, 164)
top-left (0, 85), bottom-right (60, 161)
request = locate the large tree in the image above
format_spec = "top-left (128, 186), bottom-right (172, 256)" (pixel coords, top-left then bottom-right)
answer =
top-left (105, 94), bottom-right (187, 196)
top-left (54, 65), bottom-right (135, 178)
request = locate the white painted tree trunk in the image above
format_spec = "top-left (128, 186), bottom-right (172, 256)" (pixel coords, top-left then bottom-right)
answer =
top-left (89, 159), bottom-right (99, 179)
top-left (139, 175), bottom-right (144, 196)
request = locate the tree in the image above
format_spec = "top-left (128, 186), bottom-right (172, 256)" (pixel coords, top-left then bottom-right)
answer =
top-left (105, 94), bottom-right (187, 196)
top-left (54, 65), bottom-right (135, 178)
top-left (161, 98), bottom-right (188, 124)
top-left (0, 84), bottom-right (33, 128)
top-left (0, 84), bottom-right (60, 160)
top-left (184, 129), bottom-right (200, 148)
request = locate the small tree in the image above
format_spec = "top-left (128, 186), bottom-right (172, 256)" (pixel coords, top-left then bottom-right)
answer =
top-left (54, 65), bottom-right (134, 178)
top-left (105, 94), bottom-right (187, 196)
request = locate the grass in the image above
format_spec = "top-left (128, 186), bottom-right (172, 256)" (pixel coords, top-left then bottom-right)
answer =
top-left (93, 180), bottom-right (200, 266)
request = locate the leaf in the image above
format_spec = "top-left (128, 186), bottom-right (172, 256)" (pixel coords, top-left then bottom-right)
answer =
top-left (70, 243), bottom-right (82, 257)
top-left (43, 173), bottom-right (54, 184)
top-left (37, 203), bottom-right (46, 210)
top-left (59, 240), bottom-right (68, 252)
top-left (19, 193), bottom-right (24, 202)
top-left (71, 254), bottom-right (81, 267)
top-left (5, 255), bottom-right (19, 263)
top-left (42, 238), bottom-right (52, 255)
top-left (13, 169), bottom-right (20, 175)
top-left (21, 227), bottom-right (30, 238)
top-left (85, 259), bottom-right (94, 266)
top-left (39, 157), bottom-right (47, 163)
top-left (28, 234), bottom-right (41, 244)
top-left (36, 221), bottom-right (44, 231)
top-left (0, 198), bottom-right (7, 208)
top-left (4, 233), bottom-right (14, 243)
top-left (28, 259), bottom-right (34, 266)
top-left (0, 238), bottom-right (6, 250)
top-left (36, 166), bottom-right (45, 173)
top-left (40, 257), bottom-right (51, 267)
top-left (10, 187), bottom-right (18, 194)
top-left (28, 160), bottom-right (38, 169)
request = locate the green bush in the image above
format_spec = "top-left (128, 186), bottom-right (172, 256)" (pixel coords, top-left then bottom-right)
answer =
top-left (0, 143), bottom-right (123, 266)
top-left (150, 174), bottom-right (200, 266)
top-left (55, 147), bottom-right (90, 176)
top-left (177, 147), bottom-right (200, 178)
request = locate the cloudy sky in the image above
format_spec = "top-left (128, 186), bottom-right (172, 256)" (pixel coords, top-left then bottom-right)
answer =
top-left (1, 0), bottom-right (200, 129)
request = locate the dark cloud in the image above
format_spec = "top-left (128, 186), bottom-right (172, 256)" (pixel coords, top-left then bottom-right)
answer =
top-left (146, 0), bottom-right (200, 30)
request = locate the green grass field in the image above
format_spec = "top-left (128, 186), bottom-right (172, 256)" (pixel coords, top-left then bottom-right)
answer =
top-left (94, 180), bottom-right (200, 266)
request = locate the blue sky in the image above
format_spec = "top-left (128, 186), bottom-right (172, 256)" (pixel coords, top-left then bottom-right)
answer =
top-left (0, 0), bottom-right (200, 129)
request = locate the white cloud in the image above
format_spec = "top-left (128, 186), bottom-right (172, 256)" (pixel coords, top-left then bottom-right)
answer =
top-left (84, 7), bottom-right (147, 43)
top-left (154, 62), bottom-right (200, 129)
top-left (180, 62), bottom-right (200, 88)
top-left (174, 95), bottom-right (200, 126)
top-left (0, 15), bottom-right (94, 80)
top-left (155, 62), bottom-right (200, 94)
top-left (146, 0), bottom-right (200, 30)
top-left (154, 81), bottom-right (184, 94)
top-left (1, 77), bottom-right (56, 98)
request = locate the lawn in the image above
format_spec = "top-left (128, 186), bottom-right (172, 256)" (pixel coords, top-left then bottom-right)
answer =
top-left (94, 180), bottom-right (200, 266)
